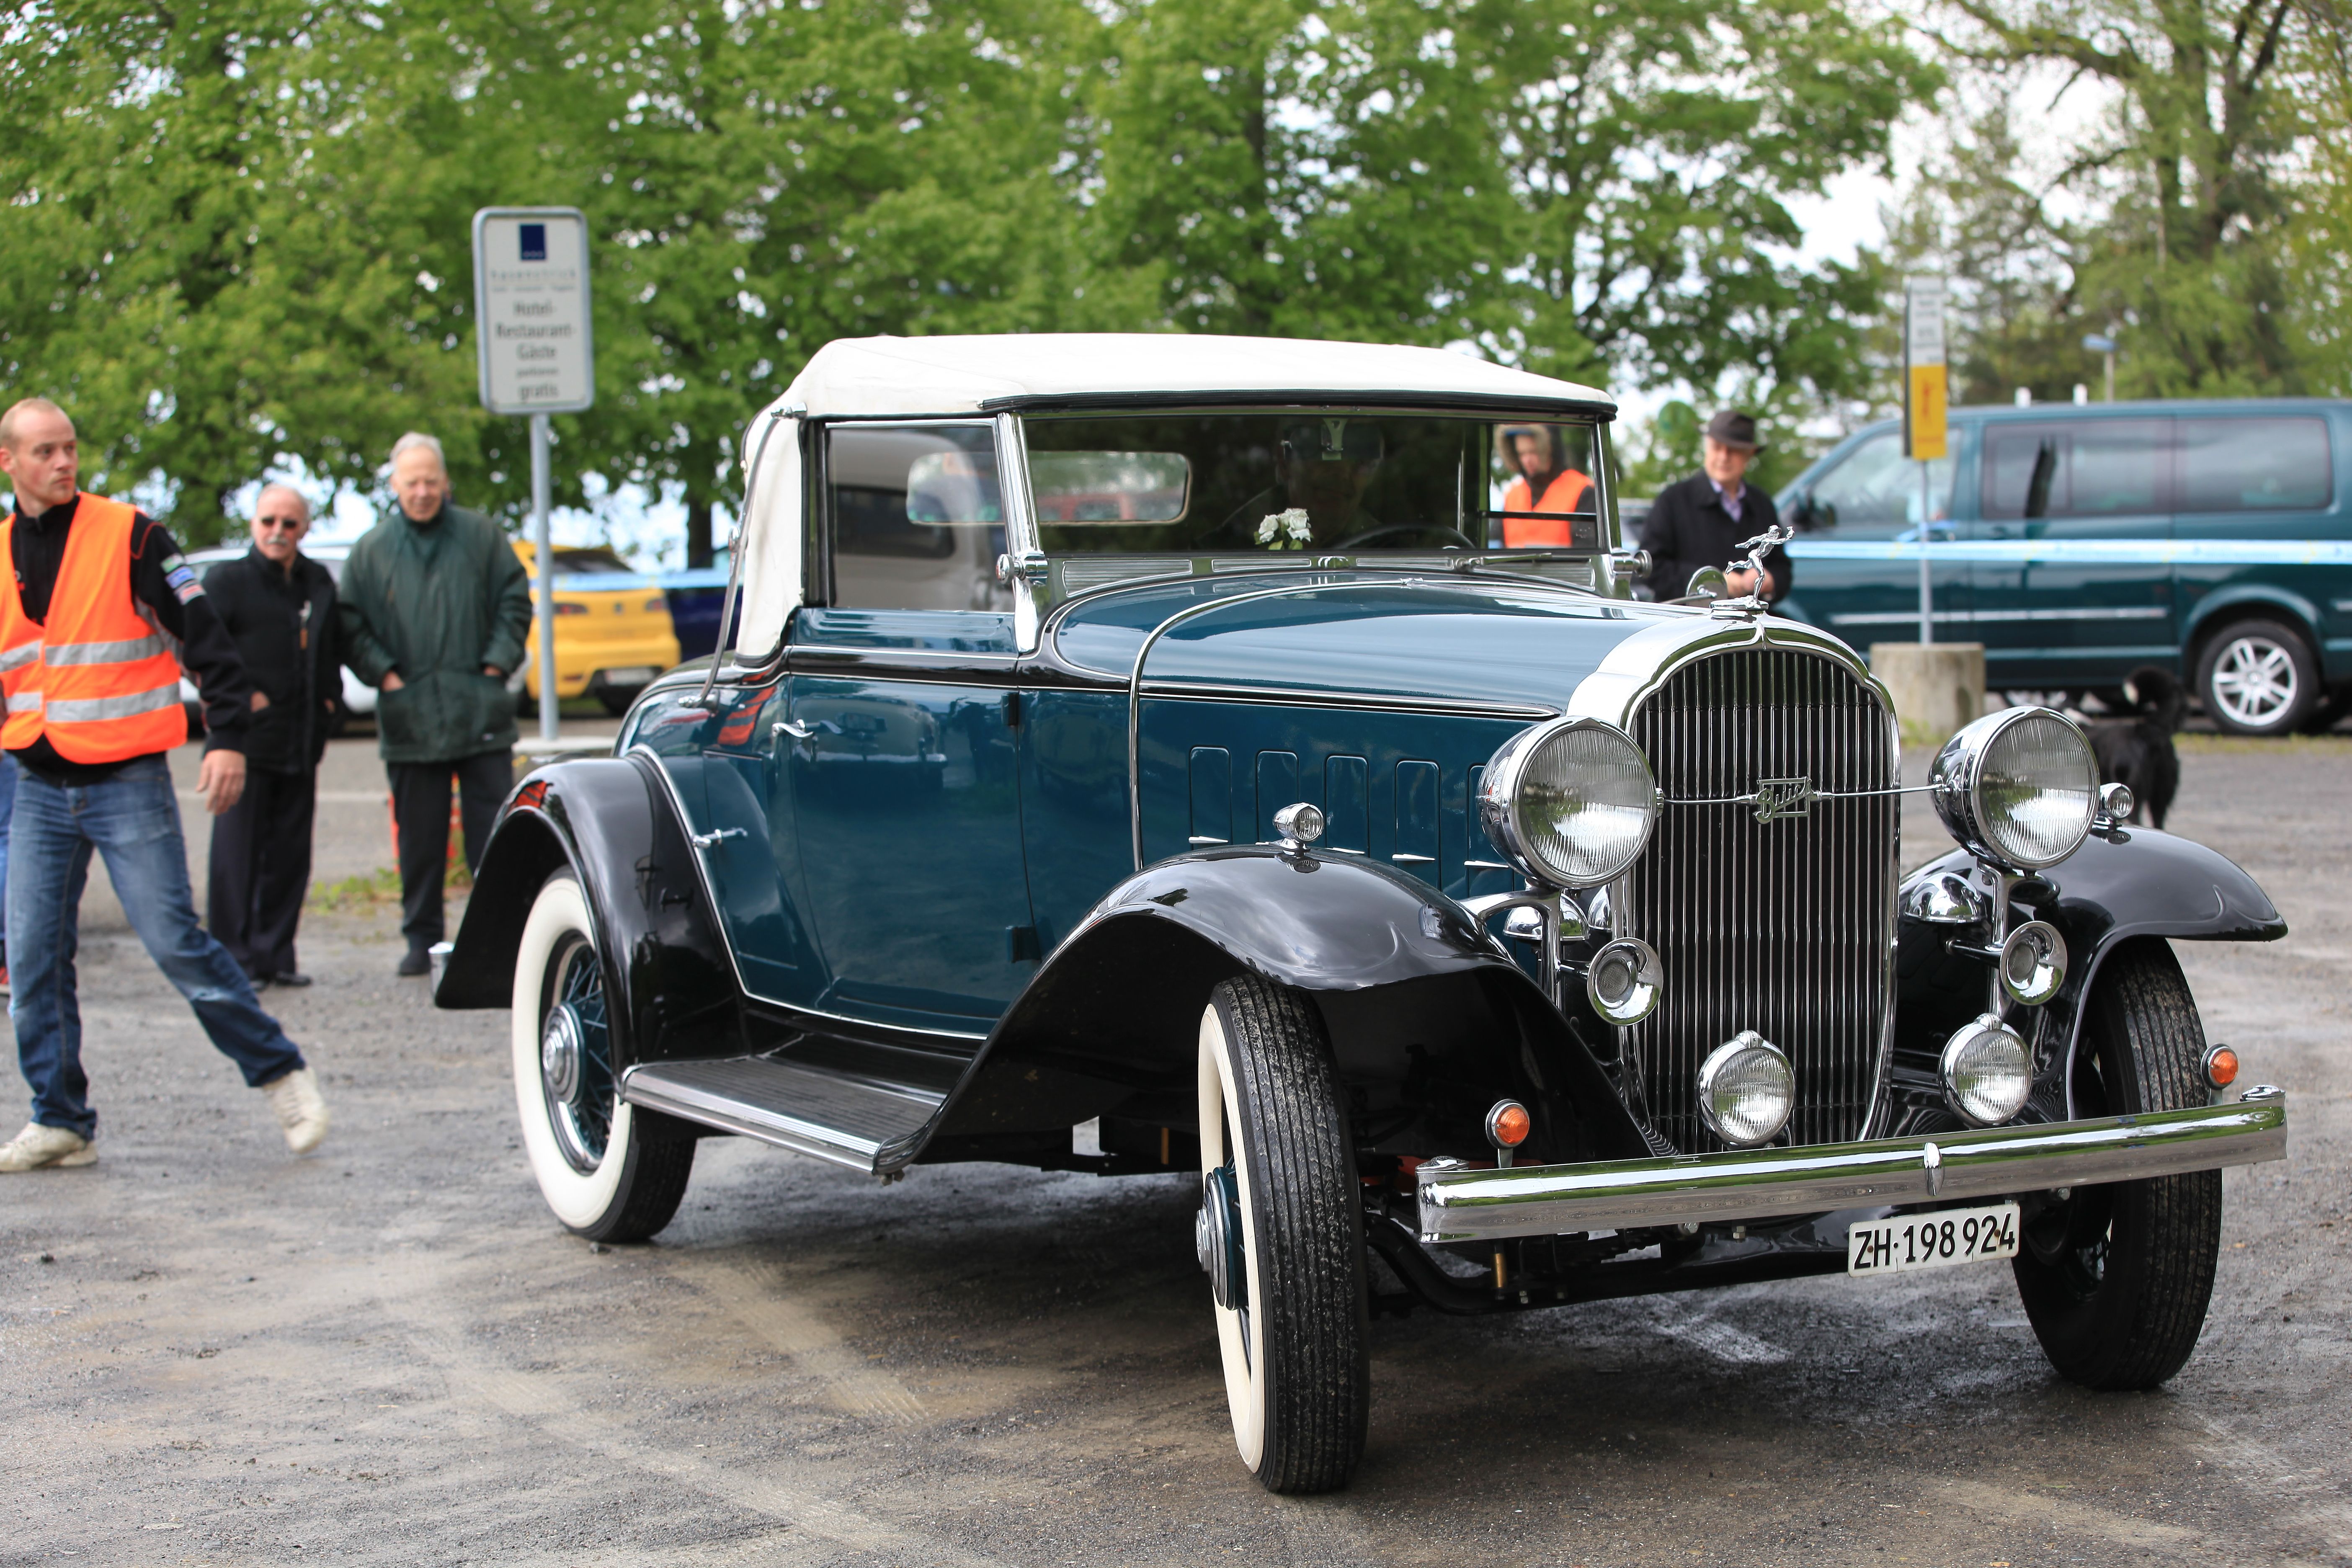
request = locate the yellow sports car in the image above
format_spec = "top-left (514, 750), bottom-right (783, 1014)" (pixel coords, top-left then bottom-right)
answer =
top-left (511, 542), bottom-right (682, 715)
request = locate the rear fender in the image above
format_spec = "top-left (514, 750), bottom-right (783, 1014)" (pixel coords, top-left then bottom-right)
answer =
top-left (436, 756), bottom-right (743, 1070)
top-left (1896, 828), bottom-right (2284, 1121)
top-left (930, 846), bottom-right (1651, 1168)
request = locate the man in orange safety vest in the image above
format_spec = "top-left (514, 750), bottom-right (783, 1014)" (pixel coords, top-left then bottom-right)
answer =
top-left (1496, 425), bottom-right (1594, 548)
top-left (0, 397), bottom-right (330, 1173)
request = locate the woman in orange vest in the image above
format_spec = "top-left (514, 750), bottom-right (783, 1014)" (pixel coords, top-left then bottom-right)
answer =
top-left (0, 397), bottom-right (329, 1173)
top-left (1496, 424), bottom-right (1594, 547)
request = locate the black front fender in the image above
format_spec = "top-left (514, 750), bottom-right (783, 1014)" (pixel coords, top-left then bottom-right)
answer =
top-left (929, 846), bottom-right (1651, 1168)
top-left (1896, 827), bottom-right (2285, 1123)
top-left (435, 756), bottom-right (743, 1071)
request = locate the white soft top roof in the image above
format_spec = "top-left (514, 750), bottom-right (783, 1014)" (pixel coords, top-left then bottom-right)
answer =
top-left (729, 334), bottom-right (1614, 657)
top-left (765, 333), bottom-right (1615, 420)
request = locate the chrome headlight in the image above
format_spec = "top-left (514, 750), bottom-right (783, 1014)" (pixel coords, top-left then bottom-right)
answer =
top-left (1941, 1014), bottom-right (2032, 1126)
top-left (1478, 718), bottom-right (1659, 889)
top-left (1931, 708), bottom-right (2097, 870)
top-left (1696, 1031), bottom-right (1794, 1148)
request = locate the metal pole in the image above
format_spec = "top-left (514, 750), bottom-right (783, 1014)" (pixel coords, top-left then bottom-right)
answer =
top-left (1918, 459), bottom-right (1932, 645)
top-left (2104, 350), bottom-right (2116, 404)
top-left (531, 411), bottom-right (557, 741)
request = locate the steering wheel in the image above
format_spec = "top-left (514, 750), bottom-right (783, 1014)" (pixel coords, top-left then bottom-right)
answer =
top-left (1331, 523), bottom-right (1480, 552)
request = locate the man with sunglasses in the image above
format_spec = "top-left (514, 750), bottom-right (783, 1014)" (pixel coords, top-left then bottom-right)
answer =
top-left (202, 485), bottom-right (339, 988)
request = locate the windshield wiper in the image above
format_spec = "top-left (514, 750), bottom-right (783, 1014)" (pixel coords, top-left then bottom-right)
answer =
top-left (1449, 551), bottom-right (1586, 573)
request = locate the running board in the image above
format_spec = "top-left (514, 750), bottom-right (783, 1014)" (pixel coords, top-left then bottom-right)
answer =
top-left (621, 1056), bottom-right (944, 1173)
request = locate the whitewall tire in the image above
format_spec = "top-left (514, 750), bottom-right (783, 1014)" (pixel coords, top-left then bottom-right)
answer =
top-left (512, 873), bottom-right (694, 1241)
top-left (1195, 974), bottom-right (1368, 1493)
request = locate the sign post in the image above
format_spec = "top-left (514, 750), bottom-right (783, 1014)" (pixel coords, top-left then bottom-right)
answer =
top-left (473, 207), bottom-right (594, 741)
top-left (2081, 332), bottom-right (2117, 403)
top-left (1903, 276), bottom-right (1949, 645)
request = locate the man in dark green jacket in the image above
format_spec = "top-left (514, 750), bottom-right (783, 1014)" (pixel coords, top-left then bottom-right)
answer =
top-left (339, 432), bottom-right (533, 976)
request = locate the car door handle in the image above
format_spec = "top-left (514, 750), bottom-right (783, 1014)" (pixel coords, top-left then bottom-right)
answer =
top-left (772, 719), bottom-right (812, 739)
top-left (689, 826), bottom-right (748, 849)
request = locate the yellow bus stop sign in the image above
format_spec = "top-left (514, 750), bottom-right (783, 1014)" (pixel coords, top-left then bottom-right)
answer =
top-left (1905, 277), bottom-right (1949, 461)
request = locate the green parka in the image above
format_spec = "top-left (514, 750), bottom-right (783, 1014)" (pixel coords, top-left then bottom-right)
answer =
top-left (338, 503), bottom-right (533, 763)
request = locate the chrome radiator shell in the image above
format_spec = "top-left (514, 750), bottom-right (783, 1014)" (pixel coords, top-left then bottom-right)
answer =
top-left (1612, 642), bottom-right (1900, 1153)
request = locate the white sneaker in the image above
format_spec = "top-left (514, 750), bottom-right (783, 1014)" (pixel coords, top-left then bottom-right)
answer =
top-left (261, 1067), bottom-right (330, 1154)
top-left (0, 1121), bottom-right (96, 1171)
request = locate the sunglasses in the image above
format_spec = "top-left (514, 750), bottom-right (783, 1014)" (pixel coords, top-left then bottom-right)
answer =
top-left (256, 516), bottom-right (307, 532)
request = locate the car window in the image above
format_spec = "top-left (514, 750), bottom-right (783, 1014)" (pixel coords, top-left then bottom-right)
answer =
top-left (1800, 430), bottom-right (1954, 530)
top-left (1983, 419), bottom-right (2168, 520)
top-left (1022, 413), bottom-right (1603, 555)
top-left (552, 547), bottom-right (636, 574)
top-left (2177, 417), bottom-right (2333, 513)
top-left (826, 423), bottom-right (1011, 613)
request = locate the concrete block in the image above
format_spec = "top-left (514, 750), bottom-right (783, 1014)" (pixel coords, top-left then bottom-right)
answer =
top-left (1870, 642), bottom-right (1986, 748)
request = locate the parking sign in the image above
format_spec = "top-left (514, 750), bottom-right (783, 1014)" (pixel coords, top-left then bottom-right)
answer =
top-left (472, 207), bottom-right (594, 415)
top-left (1904, 276), bottom-right (1948, 461)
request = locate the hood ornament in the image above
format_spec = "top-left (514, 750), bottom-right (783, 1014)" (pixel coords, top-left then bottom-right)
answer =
top-left (1719, 518), bottom-right (1796, 614)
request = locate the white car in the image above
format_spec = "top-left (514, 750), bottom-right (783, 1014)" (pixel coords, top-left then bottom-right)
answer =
top-left (177, 542), bottom-right (374, 735)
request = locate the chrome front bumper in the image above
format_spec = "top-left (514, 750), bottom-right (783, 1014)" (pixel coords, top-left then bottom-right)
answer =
top-left (1416, 1091), bottom-right (2287, 1243)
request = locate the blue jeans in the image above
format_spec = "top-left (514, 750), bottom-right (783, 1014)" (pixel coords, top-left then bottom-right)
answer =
top-left (9, 754), bottom-right (304, 1138)
top-left (0, 750), bottom-right (15, 954)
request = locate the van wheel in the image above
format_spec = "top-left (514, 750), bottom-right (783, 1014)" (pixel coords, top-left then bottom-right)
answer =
top-left (2196, 618), bottom-right (2316, 735)
top-left (2012, 942), bottom-right (2220, 1388)
top-left (512, 873), bottom-right (694, 1242)
top-left (1196, 975), bottom-right (1369, 1493)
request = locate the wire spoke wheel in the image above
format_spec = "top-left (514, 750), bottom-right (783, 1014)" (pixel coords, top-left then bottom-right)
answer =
top-left (540, 934), bottom-right (616, 1173)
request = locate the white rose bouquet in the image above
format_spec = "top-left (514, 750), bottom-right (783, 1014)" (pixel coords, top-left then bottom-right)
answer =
top-left (1257, 508), bottom-right (1312, 550)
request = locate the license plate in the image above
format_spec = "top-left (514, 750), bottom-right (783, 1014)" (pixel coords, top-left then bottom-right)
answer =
top-left (600, 667), bottom-right (658, 686)
top-left (1847, 1203), bottom-right (2019, 1276)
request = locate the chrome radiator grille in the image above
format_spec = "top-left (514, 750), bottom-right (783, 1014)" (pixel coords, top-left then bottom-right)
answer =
top-left (1617, 647), bottom-right (1897, 1152)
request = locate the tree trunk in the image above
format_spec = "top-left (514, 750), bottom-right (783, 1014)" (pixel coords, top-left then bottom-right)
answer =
top-left (685, 492), bottom-right (714, 570)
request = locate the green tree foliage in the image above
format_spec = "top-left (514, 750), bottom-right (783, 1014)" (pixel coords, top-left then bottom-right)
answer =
top-left (2, 0), bottom-right (1937, 545)
top-left (1092, 0), bottom-right (1936, 398)
top-left (1888, 0), bottom-right (2345, 401)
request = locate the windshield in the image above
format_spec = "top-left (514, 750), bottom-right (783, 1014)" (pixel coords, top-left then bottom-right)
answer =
top-left (1022, 412), bottom-right (1604, 557)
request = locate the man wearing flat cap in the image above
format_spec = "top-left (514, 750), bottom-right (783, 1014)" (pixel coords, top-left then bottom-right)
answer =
top-left (1640, 410), bottom-right (1793, 604)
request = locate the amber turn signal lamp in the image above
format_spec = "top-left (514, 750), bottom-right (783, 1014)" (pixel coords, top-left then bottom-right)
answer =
top-left (1485, 1100), bottom-right (1532, 1168)
top-left (2202, 1044), bottom-right (2239, 1090)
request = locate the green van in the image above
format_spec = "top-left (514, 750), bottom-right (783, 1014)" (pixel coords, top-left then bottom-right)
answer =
top-left (1772, 399), bottom-right (2352, 735)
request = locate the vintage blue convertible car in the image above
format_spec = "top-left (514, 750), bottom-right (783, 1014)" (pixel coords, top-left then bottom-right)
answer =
top-left (438, 335), bottom-right (2290, 1493)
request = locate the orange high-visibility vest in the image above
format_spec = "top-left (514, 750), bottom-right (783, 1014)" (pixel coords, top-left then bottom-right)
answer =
top-left (0, 493), bottom-right (188, 762)
top-left (1501, 469), bottom-right (1594, 547)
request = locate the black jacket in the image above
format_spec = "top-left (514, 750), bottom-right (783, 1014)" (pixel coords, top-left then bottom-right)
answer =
top-left (1640, 474), bottom-right (1794, 603)
top-left (7, 494), bottom-right (251, 785)
top-left (203, 547), bottom-right (339, 772)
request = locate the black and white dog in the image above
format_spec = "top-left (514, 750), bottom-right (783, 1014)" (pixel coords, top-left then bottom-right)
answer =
top-left (2084, 667), bottom-right (2186, 829)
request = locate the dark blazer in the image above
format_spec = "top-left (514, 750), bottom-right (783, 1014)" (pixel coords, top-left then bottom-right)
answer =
top-left (1640, 474), bottom-right (1794, 603)
top-left (203, 547), bottom-right (340, 771)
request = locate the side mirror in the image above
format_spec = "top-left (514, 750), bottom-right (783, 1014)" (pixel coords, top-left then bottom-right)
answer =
top-left (1790, 493), bottom-right (1836, 531)
top-left (1682, 566), bottom-right (1726, 601)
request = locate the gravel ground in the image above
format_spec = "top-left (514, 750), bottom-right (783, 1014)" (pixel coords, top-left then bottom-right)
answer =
top-left (2, 731), bottom-right (2346, 1567)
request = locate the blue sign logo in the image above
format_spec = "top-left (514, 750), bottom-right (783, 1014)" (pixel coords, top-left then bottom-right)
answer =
top-left (520, 223), bottom-right (547, 262)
